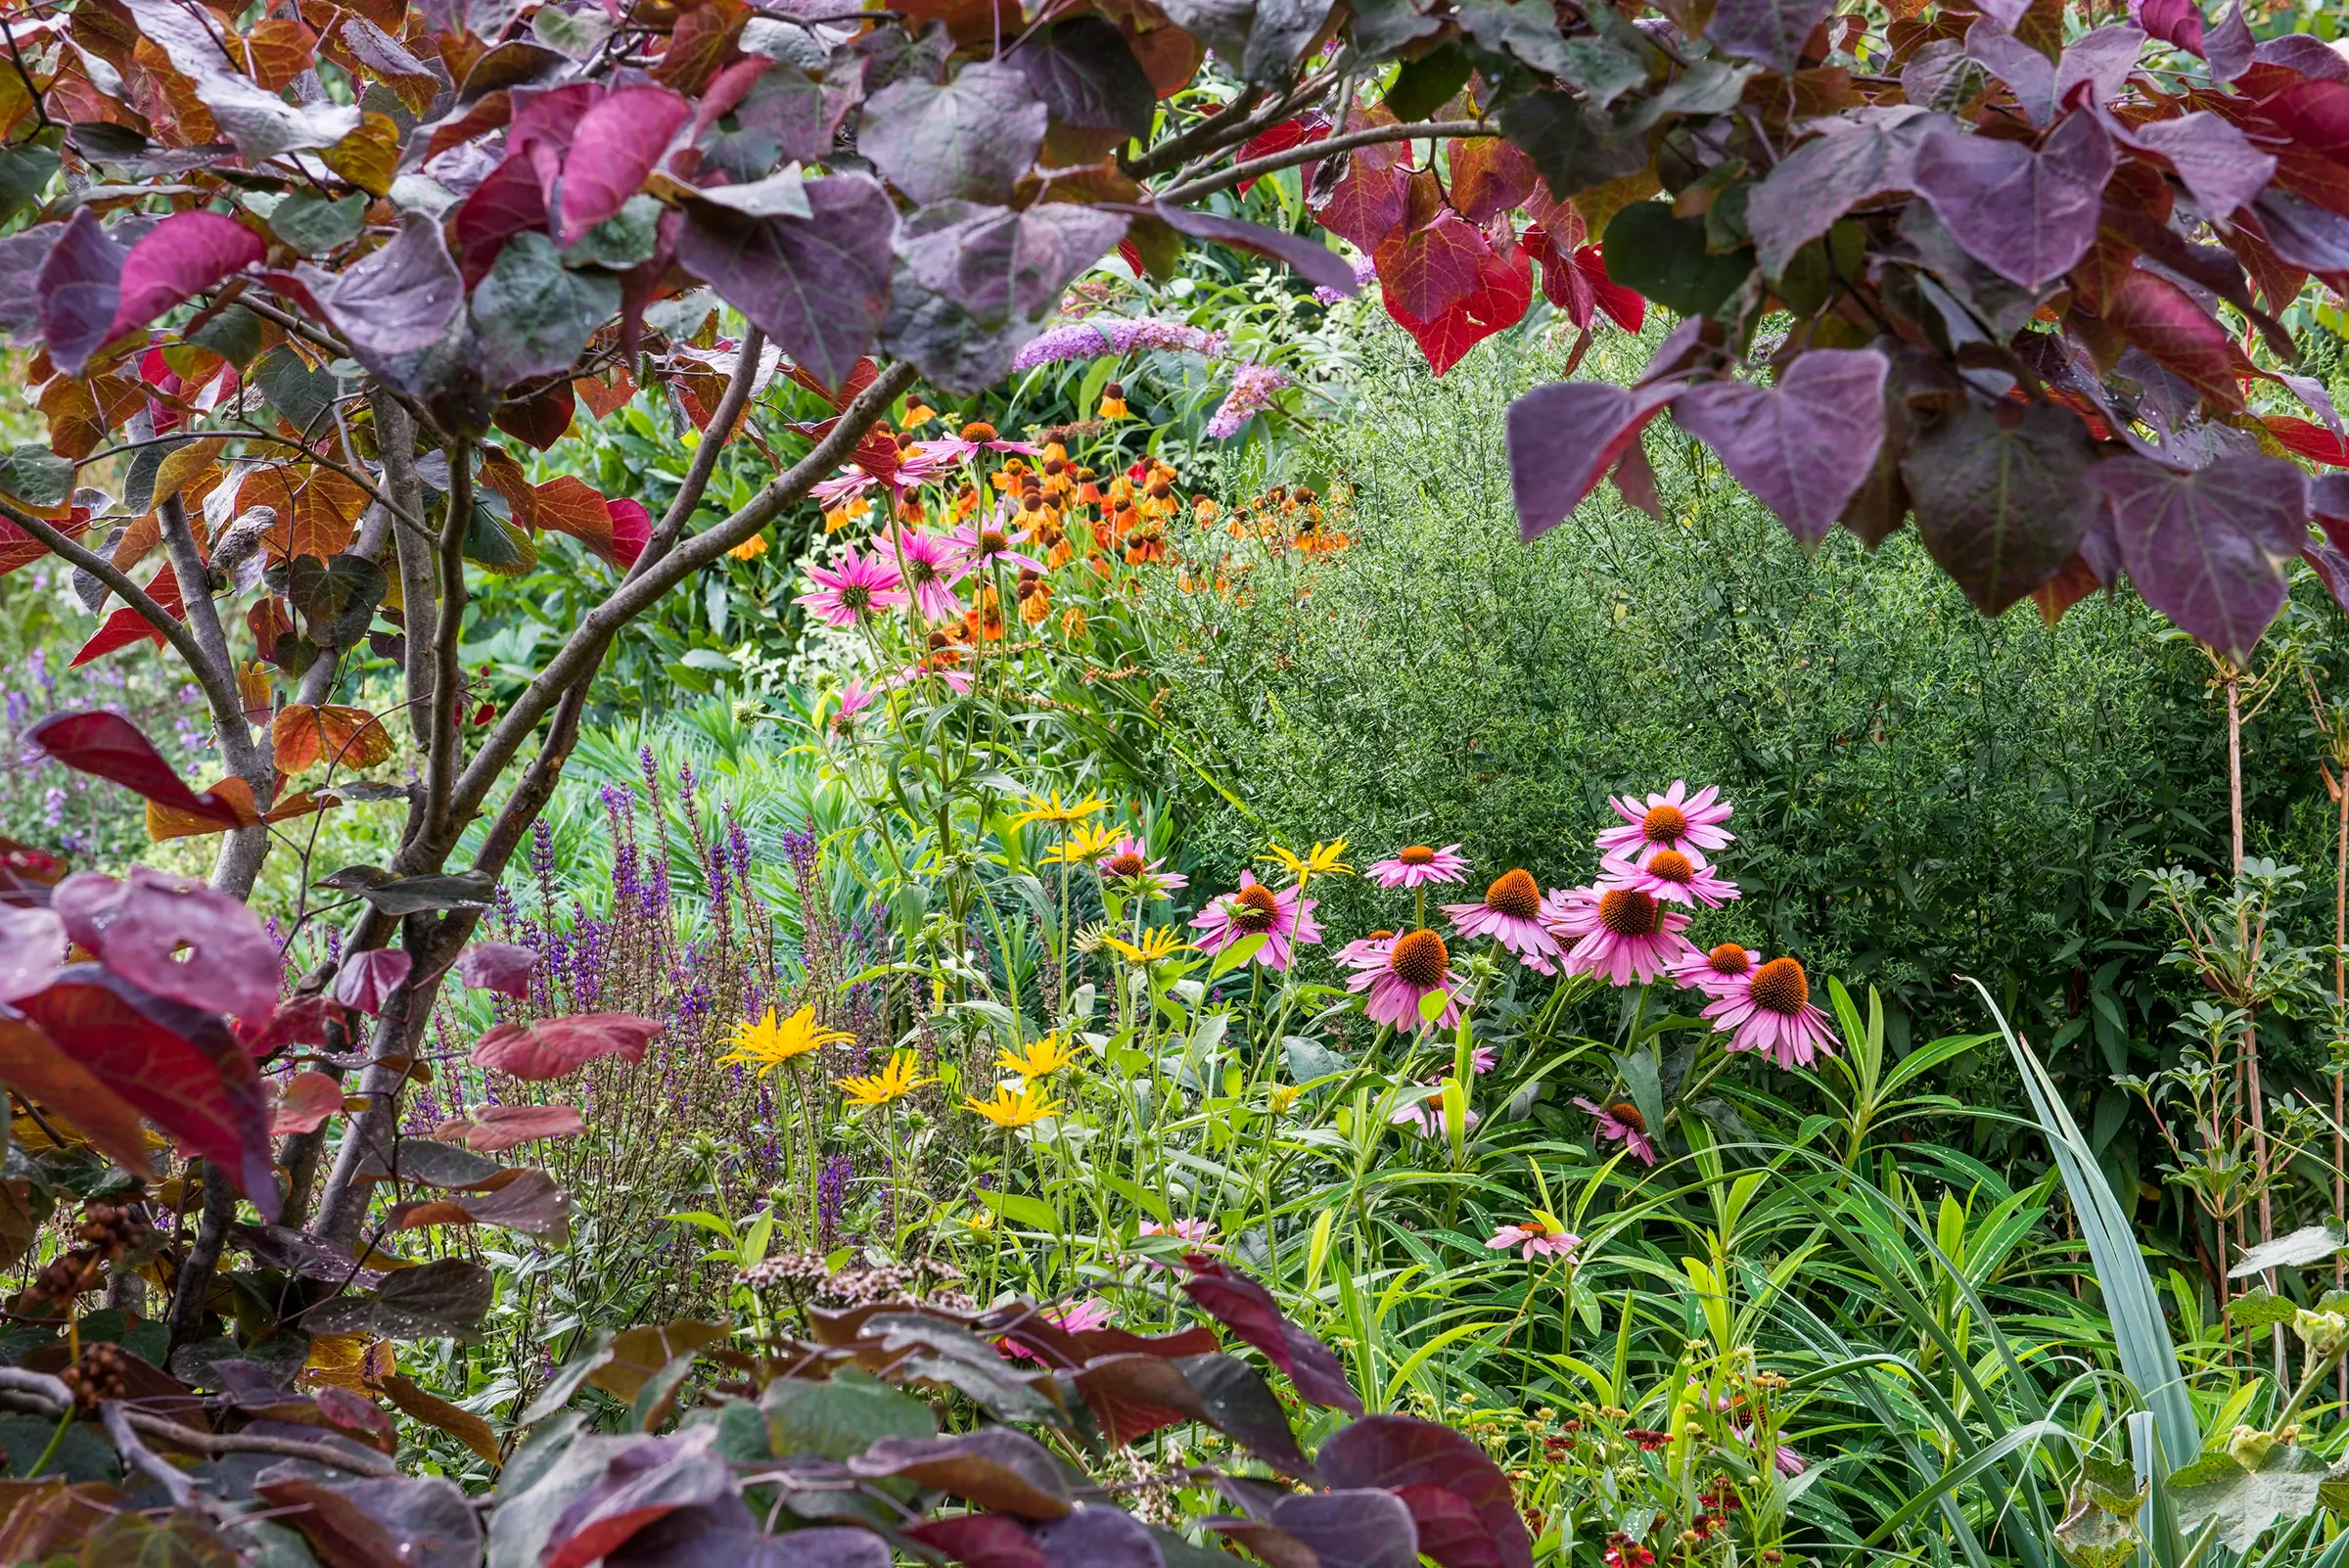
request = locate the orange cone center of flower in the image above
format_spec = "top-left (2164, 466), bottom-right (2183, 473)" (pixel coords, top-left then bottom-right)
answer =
top-left (1608, 1100), bottom-right (1645, 1130)
top-left (1647, 850), bottom-right (1694, 883)
top-left (1707, 943), bottom-right (1751, 975)
top-left (1229, 884), bottom-right (1282, 933)
top-left (1597, 888), bottom-right (1660, 937)
top-left (1750, 957), bottom-right (1809, 1015)
top-left (1399, 846), bottom-right (1437, 865)
top-left (981, 530), bottom-right (1009, 552)
top-left (1521, 1216), bottom-right (1555, 1237)
top-left (1642, 803), bottom-right (1689, 843)
top-left (962, 422), bottom-right (997, 440)
top-left (1106, 853), bottom-right (1145, 879)
top-left (1485, 869), bottom-right (1541, 919)
top-left (1390, 929), bottom-right (1449, 989)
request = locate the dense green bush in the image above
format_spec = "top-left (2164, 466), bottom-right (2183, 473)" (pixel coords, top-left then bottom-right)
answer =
top-left (1150, 324), bottom-right (2339, 1194)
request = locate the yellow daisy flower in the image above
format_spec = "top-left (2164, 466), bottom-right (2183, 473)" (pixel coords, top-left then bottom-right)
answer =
top-left (1263, 838), bottom-right (1352, 881)
top-left (997, 1032), bottom-right (1083, 1081)
top-left (964, 1084), bottom-right (1063, 1129)
top-left (1102, 927), bottom-right (1190, 965)
top-left (718, 1005), bottom-right (853, 1077)
top-left (1011, 790), bottom-right (1111, 830)
top-left (834, 1049), bottom-right (936, 1107)
top-left (1041, 822), bottom-right (1122, 865)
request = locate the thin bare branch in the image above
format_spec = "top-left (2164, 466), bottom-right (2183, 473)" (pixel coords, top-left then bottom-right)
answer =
top-left (1156, 117), bottom-right (1491, 206)
top-left (450, 360), bottom-right (918, 823)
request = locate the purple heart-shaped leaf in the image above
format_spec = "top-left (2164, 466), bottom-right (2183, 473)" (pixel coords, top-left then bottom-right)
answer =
top-left (1911, 111), bottom-right (2114, 289)
top-left (1673, 348), bottom-right (1889, 546)
top-left (2096, 453), bottom-right (2309, 660)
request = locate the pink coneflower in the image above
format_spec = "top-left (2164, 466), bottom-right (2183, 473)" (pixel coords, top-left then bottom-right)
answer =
top-left (1574, 1096), bottom-right (1657, 1165)
top-left (1600, 849), bottom-right (1739, 908)
top-left (1338, 927), bottom-right (1461, 1030)
top-left (1595, 781), bottom-right (1734, 867)
top-left (1471, 1046), bottom-right (1496, 1074)
top-left (918, 426), bottom-right (1041, 464)
top-left (1136, 1218), bottom-right (1220, 1268)
top-left (812, 470), bottom-right (875, 508)
top-left (1391, 1079), bottom-right (1478, 1136)
top-left (1550, 885), bottom-right (1695, 986)
top-left (1702, 957), bottom-right (1838, 1069)
top-left (1671, 942), bottom-right (1758, 998)
top-left (1736, 1426), bottom-right (1806, 1476)
top-left (1445, 869), bottom-right (1561, 973)
top-left (1335, 930), bottom-right (1397, 966)
top-left (796, 550), bottom-right (904, 627)
top-left (827, 679), bottom-right (878, 737)
top-left (999, 1296), bottom-right (1115, 1360)
top-left (1191, 871), bottom-right (1320, 970)
top-left (885, 529), bottom-right (969, 621)
top-left (1486, 1217), bottom-right (1580, 1261)
top-left (1367, 844), bottom-right (1469, 889)
top-left (884, 660), bottom-right (975, 695)
top-left (1098, 834), bottom-right (1187, 897)
top-left (945, 515), bottom-right (1047, 575)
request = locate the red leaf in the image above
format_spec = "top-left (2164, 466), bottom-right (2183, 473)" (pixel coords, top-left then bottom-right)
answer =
top-left (2100, 266), bottom-right (2247, 413)
top-left (2265, 80), bottom-right (2349, 164)
top-left (1374, 209), bottom-right (1487, 323)
top-left (454, 151), bottom-right (550, 291)
top-left (0, 508), bottom-right (92, 577)
top-left (608, 498), bottom-right (652, 568)
top-left (903, 1514), bottom-right (1045, 1568)
top-left (1235, 115), bottom-right (1329, 194)
top-left (2268, 415), bottom-right (2349, 465)
top-left (1182, 1258), bottom-right (1362, 1414)
top-left (471, 1013), bottom-right (665, 1080)
top-left (1527, 222), bottom-right (1593, 326)
top-left (53, 866), bottom-right (281, 1022)
top-left (1448, 137), bottom-right (1538, 225)
top-left (1577, 246), bottom-right (1646, 332)
top-left (1311, 155), bottom-right (1406, 254)
top-left (16, 965), bottom-right (278, 1219)
top-left (560, 86), bottom-right (693, 243)
top-left (69, 568), bottom-right (185, 667)
top-left (1383, 235), bottom-right (1534, 377)
top-left (455, 941), bottom-right (537, 999)
top-left (0, 1008), bottom-right (158, 1179)
top-left (236, 993), bottom-right (342, 1061)
top-left (1320, 1415), bottom-right (1532, 1568)
top-left (110, 211), bottom-right (264, 343)
top-left (494, 380), bottom-right (577, 450)
top-left (333, 946), bottom-right (412, 1014)
top-left (543, 1436), bottom-right (733, 1568)
top-left (440, 1102), bottom-right (585, 1153)
top-left (270, 1068), bottom-right (345, 1134)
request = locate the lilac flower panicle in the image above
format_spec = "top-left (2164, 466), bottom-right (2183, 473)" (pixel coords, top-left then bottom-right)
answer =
top-left (818, 1153), bottom-right (853, 1241)
top-left (1207, 363), bottom-right (1294, 439)
top-left (1008, 317), bottom-right (1229, 371)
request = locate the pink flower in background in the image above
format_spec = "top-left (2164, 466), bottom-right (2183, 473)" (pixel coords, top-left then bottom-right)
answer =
top-left (1367, 844), bottom-right (1469, 889)
top-left (1446, 869), bottom-right (1562, 973)
top-left (1191, 872), bottom-right (1320, 970)
top-left (1097, 834), bottom-right (1187, 896)
top-left (1207, 363), bottom-right (1293, 439)
top-left (1338, 927), bottom-right (1461, 1030)
top-left (1672, 942), bottom-right (1760, 998)
top-left (796, 550), bottom-right (904, 627)
top-left (827, 680), bottom-right (878, 736)
top-left (884, 661), bottom-right (975, 695)
top-left (884, 529), bottom-right (970, 621)
top-left (998, 1296), bottom-right (1116, 1360)
top-left (1471, 1046), bottom-right (1497, 1074)
top-left (1335, 931), bottom-right (1397, 966)
top-left (1009, 318), bottom-right (1229, 370)
top-left (945, 514), bottom-right (1047, 575)
top-left (1391, 1079), bottom-right (1477, 1136)
top-left (1136, 1218), bottom-right (1221, 1268)
top-left (1595, 781), bottom-right (1734, 867)
top-left (1487, 1219), bottom-right (1580, 1261)
top-left (1703, 957), bottom-right (1838, 1069)
top-left (1575, 1096), bottom-right (1657, 1165)
top-left (1600, 849), bottom-right (1739, 908)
